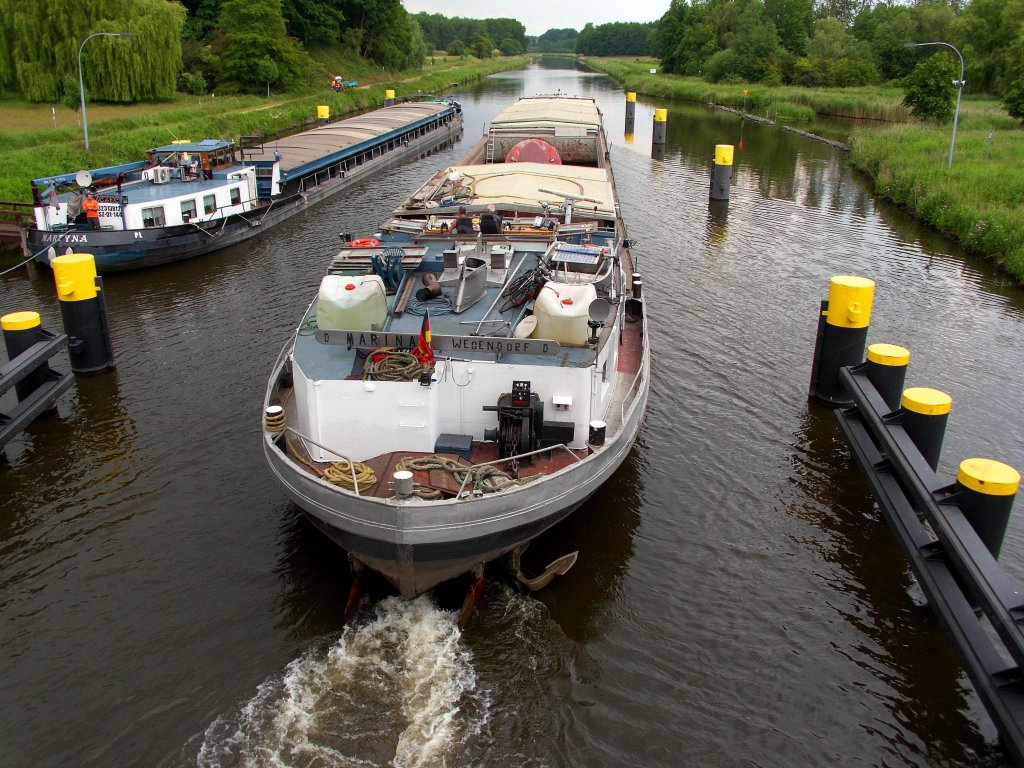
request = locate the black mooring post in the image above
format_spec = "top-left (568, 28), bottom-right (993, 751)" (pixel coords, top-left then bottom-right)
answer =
top-left (956, 458), bottom-right (1020, 558)
top-left (864, 343), bottom-right (909, 412)
top-left (710, 144), bottom-right (733, 201)
top-left (652, 108), bottom-right (667, 146)
top-left (809, 276), bottom-right (875, 406)
top-left (2, 311), bottom-right (50, 401)
top-left (52, 253), bottom-right (116, 373)
top-left (900, 387), bottom-right (951, 472)
top-left (625, 91), bottom-right (636, 123)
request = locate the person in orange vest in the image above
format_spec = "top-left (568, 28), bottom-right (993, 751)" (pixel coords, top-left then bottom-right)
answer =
top-left (82, 192), bottom-right (100, 230)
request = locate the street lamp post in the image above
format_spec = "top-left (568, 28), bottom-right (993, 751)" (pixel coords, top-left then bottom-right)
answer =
top-left (78, 32), bottom-right (135, 151)
top-left (904, 41), bottom-right (966, 170)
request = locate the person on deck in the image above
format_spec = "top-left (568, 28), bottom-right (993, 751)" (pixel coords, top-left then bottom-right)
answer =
top-left (454, 205), bottom-right (475, 235)
top-left (479, 203), bottom-right (503, 234)
top-left (82, 193), bottom-right (100, 230)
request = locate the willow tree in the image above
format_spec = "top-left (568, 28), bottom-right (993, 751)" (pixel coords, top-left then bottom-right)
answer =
top-left (0, 0), bottom-right (184, 102)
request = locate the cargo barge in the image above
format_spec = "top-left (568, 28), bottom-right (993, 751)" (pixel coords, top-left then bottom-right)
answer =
top-left (25, 100), bottom-right (462, 272)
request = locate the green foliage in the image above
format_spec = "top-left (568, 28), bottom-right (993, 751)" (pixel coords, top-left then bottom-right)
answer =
top-left (60, 75), bottom-right (80, 112)
top-left (764, 0), bottom-right (812, 56)
top-left (535, 29), bottom-right (578, 54)
top-left (470, 34), bottom-right (494, 60)
top-left (282, 0), bottom-right (345, 45)
top-left (499, 38), bottom-right (523, 56)
top-left (0, 0), bottom-right (184, 103)
top-left (447, 39), bottom-right (465, 57)
top-left (213, 0), bottom-right (317, 94)
top-left (903, 53), bottom-right (958, 122)
top-left (414, 13), bottom-right (526, 57)
top-left (1003, 38), bottom-right (1024, 120)
top-left (576, 22), bottom-right (656, 56)
top-left (179, 72), bottom-right (208, 96)
top-left (955, 0), bottom-right (1024, 95)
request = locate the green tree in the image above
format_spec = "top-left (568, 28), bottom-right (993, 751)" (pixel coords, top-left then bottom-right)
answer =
top-left (470, 33), bottom-right (494, 59)
top-left (499, 38), bottom-right (523, 56)
top-left (1002, 37), bottom-right (1024, 120)
top-left (903, 52), bottom-right (958, 122)
top-left (282, 0), bottom-right (345, 45)
top-left (213, 0), bottom-right (316, 94)
top-left (447, 39), bottom-right (465, 57)
top-left (764, 0), bottom-right (812, 56)
top-left (0, 0), bottom-right (184, 102)
top-left (955, 0), bottom-right (1024, 95)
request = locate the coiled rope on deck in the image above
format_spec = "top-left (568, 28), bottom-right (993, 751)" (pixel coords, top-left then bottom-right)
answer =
top-left (363, 348), bottom-right (432, 382)
top-left (287, 435), bottom-right (377, 491)
top-left (396, 454), bottom-right (540, 494)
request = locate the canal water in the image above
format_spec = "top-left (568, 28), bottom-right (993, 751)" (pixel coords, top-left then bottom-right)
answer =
top-left (2, 63), bottom-right (1023, 768)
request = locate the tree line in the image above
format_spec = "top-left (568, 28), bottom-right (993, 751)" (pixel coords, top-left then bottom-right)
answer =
top-left (414, 14), bottom-right (527, 58)
top-left (654, 0), bottom-right (1024, 115)
top-left (2, 0), bottom-right (1020, 119)
top-left (0, 0), bottom-right (433, 102)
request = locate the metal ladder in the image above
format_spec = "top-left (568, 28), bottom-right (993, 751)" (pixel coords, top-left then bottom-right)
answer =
top-left (485, 130), bottom-right (495, 164)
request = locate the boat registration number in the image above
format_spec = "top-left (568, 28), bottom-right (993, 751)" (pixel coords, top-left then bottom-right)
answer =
top-left (315, 330), bottom-right (562, 356)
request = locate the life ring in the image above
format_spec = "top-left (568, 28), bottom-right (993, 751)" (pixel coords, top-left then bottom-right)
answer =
top-left (350, 238), bottom-right (380, 248)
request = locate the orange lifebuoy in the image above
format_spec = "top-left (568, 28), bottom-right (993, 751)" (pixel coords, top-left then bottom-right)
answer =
top-left (350, 238), bottom-right (380, 248)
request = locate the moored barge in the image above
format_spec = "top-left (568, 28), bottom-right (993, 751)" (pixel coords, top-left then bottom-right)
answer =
top-left (26, 100), bottom-right (462, 272)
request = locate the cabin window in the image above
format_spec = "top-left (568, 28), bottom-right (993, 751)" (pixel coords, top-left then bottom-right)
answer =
top-left (203, 194), bottom-right (216, 214)
top-left (141, 206), bottom-right (165, 228)
top-left (180, 199), bottom-right (197, 222)
top-left (230, 187), bottom-right (241, 205)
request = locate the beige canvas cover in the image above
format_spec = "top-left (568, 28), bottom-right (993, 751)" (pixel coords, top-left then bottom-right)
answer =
top-left (490, 97), bottom-right (602, 135)
top-left (446, 162), bottom-right (615, 218)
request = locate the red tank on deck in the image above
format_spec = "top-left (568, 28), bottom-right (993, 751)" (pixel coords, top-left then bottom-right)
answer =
top-left (505, 138), bottom-right (562, 164)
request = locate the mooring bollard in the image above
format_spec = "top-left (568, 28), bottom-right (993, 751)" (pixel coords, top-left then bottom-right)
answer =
top-left (900, 387), bottom-right (951, 471)
top-left (384, 89), bottom-right (395, 107)
top-left (317, 104), bottom-right (329, 126)
top-left (2, 311), bottom-right (51, 402)
top-left (956, 458), bottom-right (1020, 558)
top-left (864, 343), bottom-right (910, 412)
top-left (710, 144), bottom-right (733, 201)
top-left (52, 253), bottom-right (116, 373)
top-left (652, 108), bottom-right (667, 146)
top-left (809, 275), bottom-right (874, 406)
top-left (625, 91), bottom-right (636, 125)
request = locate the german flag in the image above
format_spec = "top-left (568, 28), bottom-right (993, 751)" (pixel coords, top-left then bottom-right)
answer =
top-left (413, 311), bottom-right (434, 367)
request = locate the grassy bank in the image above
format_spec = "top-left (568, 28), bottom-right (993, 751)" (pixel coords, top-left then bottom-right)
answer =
top-left (588, 56), bottom-right (1024, 283)
top-left (850, 115), bottom-right (1024, 282)
top-left (0, 55), bottom-right (531, 203)
top-left (584, 58), bottom-right (910, 122)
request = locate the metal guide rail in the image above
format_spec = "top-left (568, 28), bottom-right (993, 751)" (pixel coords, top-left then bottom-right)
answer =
top-left (835, 364), bottom-right (1024, 766)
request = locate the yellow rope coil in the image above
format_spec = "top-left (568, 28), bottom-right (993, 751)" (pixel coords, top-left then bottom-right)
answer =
top-left (264, 410), bottom-right (286, 433)
top-left (321, 459), bottom-right (377, 490)
top-left (286, 435), bottom-right (377, 492)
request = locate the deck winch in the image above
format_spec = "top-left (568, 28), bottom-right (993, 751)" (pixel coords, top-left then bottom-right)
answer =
top-left (483, 380), bottom-right (544, 463)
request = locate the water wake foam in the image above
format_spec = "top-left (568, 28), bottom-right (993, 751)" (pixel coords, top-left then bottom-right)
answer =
top-left (196, 596), bottom-right (483, 767)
